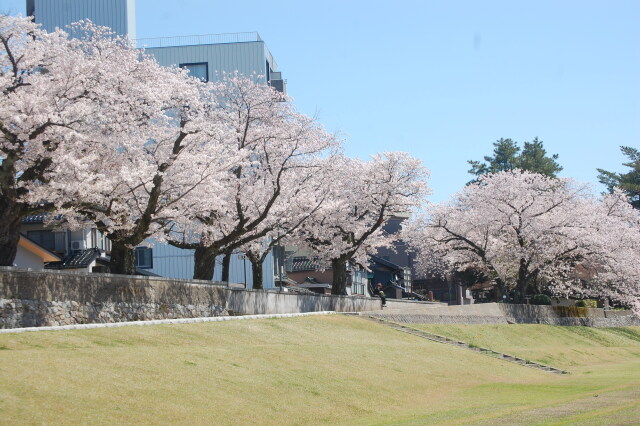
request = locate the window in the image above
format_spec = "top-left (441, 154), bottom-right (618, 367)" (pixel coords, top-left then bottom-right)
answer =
top-left (179, 62), bottom-right (208, 82)
top-left (97, 231), bottom-right (104, 250)
top-left (135, 247), bottom-right (153, 269)
top-left (265, 60), bottom-right (271, 82)
top-left (27, 230), bottom-right (55, 251)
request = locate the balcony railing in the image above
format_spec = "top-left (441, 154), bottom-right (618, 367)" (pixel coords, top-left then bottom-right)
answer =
top-left (136, 32), bottom-right (262, 49)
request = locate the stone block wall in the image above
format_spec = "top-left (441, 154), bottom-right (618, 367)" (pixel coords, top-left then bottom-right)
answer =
top-left (3, 268), bottom-right (636, 329)
top-left (0, 267), bottom-right (230, 328)
top-left (0, 299), bottom-right (226, 328)
top-left (368, 303), bottom-right (640, 327)
top-left (0, 268), bottom-right (381, 328)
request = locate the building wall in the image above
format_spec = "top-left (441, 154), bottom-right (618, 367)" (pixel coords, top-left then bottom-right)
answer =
top-left (376, 216), bottom-right (410, 265)
top-left (351, 269), bottom-right (370, 296)
top-left (144, 42), bottom-right (268, 83)
top-left (28, 0), bottom-right (136, 39)
top-left (146, 240), bottom-right (275, 289)
top-left (13, 247), bottom-right (44, 270)
top-left (374, 215), bottom-right (413, 291)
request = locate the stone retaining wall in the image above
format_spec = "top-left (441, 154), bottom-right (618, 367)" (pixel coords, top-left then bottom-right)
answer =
top-left (0, 268), bottom-right (380, 328)
top-left (369, 303), bottom-right (640, 327)
top-left (0, 299), bottom-right (226, 328)
top-left (383, 299), bottom-right (448, 311)
top-left (3, 268), bottom-right (637, 329)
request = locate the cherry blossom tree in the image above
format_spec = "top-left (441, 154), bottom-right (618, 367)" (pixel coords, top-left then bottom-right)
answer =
top-left (165, 76), bottom-right (339, 281)
top-left (299, 152), bottom-right (430, 295)
top-left (50, 70), bottom-right (235, 275)
top-left (406, 171), bottom-right (640, 311)
top-left (0, 16), bottom-right (142, 265)
top-left (235, 164), bottom-right (331, 289)
top-left (1, 16), bottom-right (234, 273)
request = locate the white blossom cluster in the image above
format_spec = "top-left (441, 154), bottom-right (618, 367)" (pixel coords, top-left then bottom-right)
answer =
top-left (1, 16), bottom-right (429, 286)
top-left (405, 171), bottom-right (640, 314)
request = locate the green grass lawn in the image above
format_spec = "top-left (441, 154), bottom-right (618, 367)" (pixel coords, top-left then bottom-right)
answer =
top-left (1, 316), bottom-right (639, 425)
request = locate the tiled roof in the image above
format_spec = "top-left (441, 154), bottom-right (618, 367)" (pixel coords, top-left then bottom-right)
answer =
top-left (289, 257), bottom-right (322, 272)
top-left (274, 276), bottom-right (298, 286)
top-left (369, 255), bottom-right (404, 272)
top-left (284, 287), bottom-right (316, 295)
top-left (21, 214), bottom-right (48, 224)
top-left (297, 283), bottom-right (331, 289)
top-left (21, 214), bottom-right (64, 224)
top-left (45, 248), bottom-right (101, 269)
top-left (297, 277), bottom-right (331, 288)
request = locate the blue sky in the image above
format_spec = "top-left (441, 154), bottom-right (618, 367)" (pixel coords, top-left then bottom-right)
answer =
top-left (3, 0), bottom-right (639, 202)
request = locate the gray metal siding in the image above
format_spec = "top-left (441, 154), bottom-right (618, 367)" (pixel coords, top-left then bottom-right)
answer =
top-left (30, 0), bottom-right (135, 39)
top-left (146, 240), bottom-right (275, 289)
top-left (144, 42), bottom-right (267, 83)
top-left (126, 0), bottom-right (136, 40)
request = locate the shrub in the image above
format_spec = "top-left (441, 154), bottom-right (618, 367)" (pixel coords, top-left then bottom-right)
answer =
top-left (575, 299), bottom-right (598, 308)
top-left (531, 294), bottom-right (552, 305)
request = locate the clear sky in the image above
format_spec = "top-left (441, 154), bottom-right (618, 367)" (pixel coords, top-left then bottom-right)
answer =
top-left (3, 0), bottom-right (639, 202)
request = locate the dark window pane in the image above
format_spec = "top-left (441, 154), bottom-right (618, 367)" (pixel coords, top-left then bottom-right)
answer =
top-left (27, 230), bottom-right (56, 251)
top-left (135, 247), bottom-right (153, 269)
top-left (179, 62), bottom-right (208, 82)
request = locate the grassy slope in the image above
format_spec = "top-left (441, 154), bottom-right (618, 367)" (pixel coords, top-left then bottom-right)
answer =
top-left (0, 317), bottom-right (638, 425)
top-left (411, 324), bottom-right (640, 425)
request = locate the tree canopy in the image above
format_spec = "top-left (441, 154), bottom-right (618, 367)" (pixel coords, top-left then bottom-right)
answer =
top-left (405, 171), bottom-right (640, 312)
top-left (468, 138), bottom-right (563, 178)
top-left (597, 146), bottom-right (640, 209)
top-left (1, 15), bottom-right (431, 284)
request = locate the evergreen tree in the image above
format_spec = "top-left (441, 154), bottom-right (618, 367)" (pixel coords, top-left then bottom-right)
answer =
top-left (597, 146), bottom-right (640, 209)
top-left (468, 138), bottom-right (562, 178)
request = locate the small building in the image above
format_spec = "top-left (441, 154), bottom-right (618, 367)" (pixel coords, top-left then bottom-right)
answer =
top-left (45, 248), bottom-right (111, 273)
top-left (413, 275), bottom-right (453, 303)
top-left (296, 277), bottom-right (332, 295)
top-left (14, 234), bottom-right (61, 270)
top-left (19, 215), bottom-right (113, 273)
top-left (369, 255), bottom-right (412, 299)
top-left (373, 213), bottom-right (414, 293)
top-left (285, 256), bottom-right (370, 296)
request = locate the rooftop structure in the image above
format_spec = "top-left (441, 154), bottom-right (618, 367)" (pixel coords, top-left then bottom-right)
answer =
top-left (27, 0), bottom-right (136, 39)
top-left (140, 32), bottom-right (286, 93)
top-left (27, 0), bottom-right (286, 92)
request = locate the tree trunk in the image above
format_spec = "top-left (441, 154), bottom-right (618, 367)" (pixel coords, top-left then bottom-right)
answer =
top-left (0, 213), bottom-right (22, 266)
top-left (513, 259), bottom-right (531, 303)
top-left (492, 277), bottom-right (508, 303)
top-left (193, 246), bottom-right (218, 281)
top-left (109, 241), bottom-right (137, 275)
top-left (331, 256), bottom-right (349, 295)
top-left (221, 249), bottom-right (232, 283)
top-left (0, 150), bottom-right (25, 266)
top-left (514, 280), bottom-right (530, 304)
top-left (249, 254), bottom-right (264, 290)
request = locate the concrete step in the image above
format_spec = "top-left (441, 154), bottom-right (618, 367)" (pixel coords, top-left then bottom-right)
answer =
top-left (355, 314), bottom-right (569, 375)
